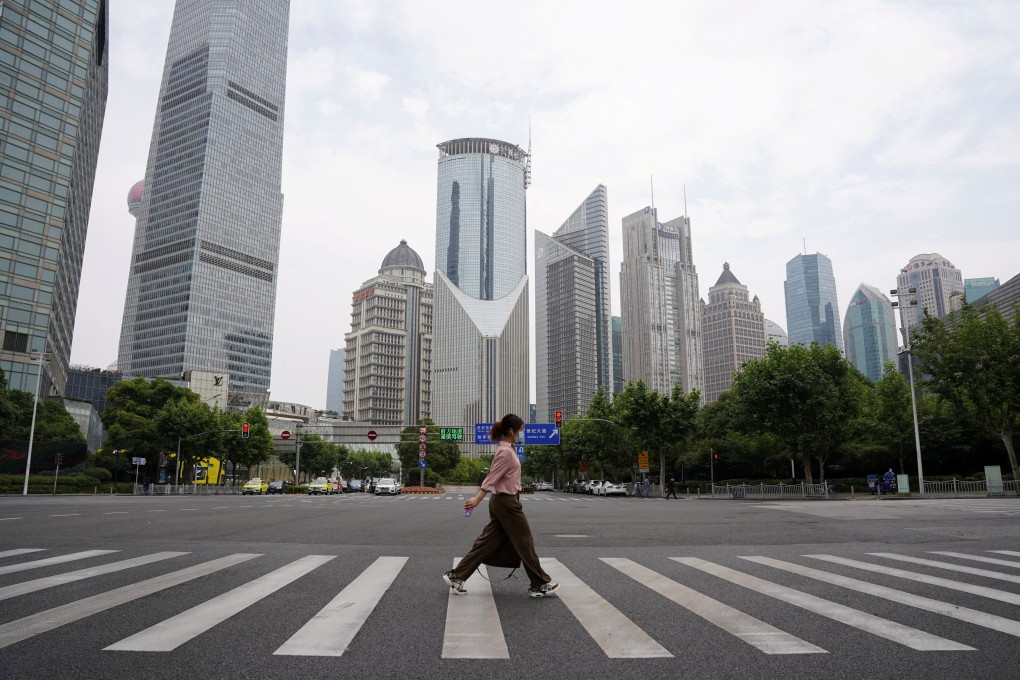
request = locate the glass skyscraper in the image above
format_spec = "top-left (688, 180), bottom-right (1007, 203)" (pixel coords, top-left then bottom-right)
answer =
top-left (784, 253), bottom-right (843, 351)
top-left (116, 0), bottom-right (289, 411)
top-left (964, 277), bottom-right (999, 305)
top-left (535, 185), bottom-right (613, 422)
top-left (619, 206), bottom-right (702, 397)
top-left (432, 138), bottom-right (530, 451)
top-left (842, 283), bottom-right (897, 383)
top-left (0, 0), bottom-right (108, 396)
top-left (325, 348), bottom-right (344, 414)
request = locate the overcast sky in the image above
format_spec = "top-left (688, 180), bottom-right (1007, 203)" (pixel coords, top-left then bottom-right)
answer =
top-left (69, 0), bottom-right (1020, 409)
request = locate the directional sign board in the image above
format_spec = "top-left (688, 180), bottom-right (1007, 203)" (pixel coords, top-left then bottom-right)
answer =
top-left (132, 457), bottom-right (146, 466)
top-left (419, 459), bottom-right (426, 468)
top-left (515, 445), bottom-right (525, 461)
top-left (440, 427), bottom-right (463, 441)
top-left (523, 424), bottom-right (560, 445)
top-left (475, 423), bottom-right (494, 445)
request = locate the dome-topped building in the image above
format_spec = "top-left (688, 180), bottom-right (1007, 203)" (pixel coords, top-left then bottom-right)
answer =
top-left (700, 262), bottom-right (766, 403)
top-left (380, 239), bottom-right (425, 284)
top-left (127, 180), bottom-right (144, 217)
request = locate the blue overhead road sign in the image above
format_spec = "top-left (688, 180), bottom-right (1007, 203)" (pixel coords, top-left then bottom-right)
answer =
top-left (524, 424), bottom-right (560, 445)
top-left (475, 423), bottom-right (494, 445)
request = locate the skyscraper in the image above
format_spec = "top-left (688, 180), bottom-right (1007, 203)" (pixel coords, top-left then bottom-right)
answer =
top-left (764, 319), bottom-right (789, 348)
top-left (700, 263), bottom-right (766, 403)
top-left (116, 0), bottom-right (289, 411)
top-left (895, 253), bottom-right (964, 340)
top-left (611, 315), bottom-right (623, 394)
top-left (344, 241), bottom-right (432, 425)
top-left (0, 0), bottom-right (109, 397)
top-left (784, 253), bottom-right (843, 351)
top-left (432, 138), bottom-right (530, 450)
top-left (964, 277), bottom-right (999, 305)
top-left (325, 348), bottom-right (344, 414)
top-left (619, 206), bottom-right (702, 396)
top-left (842, 283), bottom-right (898, 383)
top-left (535, 185), bottom-right (612, 421)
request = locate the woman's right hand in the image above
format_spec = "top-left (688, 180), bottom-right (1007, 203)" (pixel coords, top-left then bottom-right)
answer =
top-left (464, 496), bottom-right (481, 510)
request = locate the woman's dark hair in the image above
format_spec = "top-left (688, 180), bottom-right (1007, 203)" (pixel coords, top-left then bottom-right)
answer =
top-left (489, 413), bottom-right (524, 442)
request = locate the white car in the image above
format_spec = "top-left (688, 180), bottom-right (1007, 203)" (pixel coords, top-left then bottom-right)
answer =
top-left (602, 482), bottom-right (626, 496)
top-left (533, 481), bottom-right (553, 491)
top-left (586, 480), bottom-right (603, 495)
top-left (374, 478), bottom-right (399, 495)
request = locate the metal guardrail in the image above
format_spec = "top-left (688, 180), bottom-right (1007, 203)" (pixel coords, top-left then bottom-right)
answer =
top-left (136, 484), bottom-right (244, 495)
top-left (710, 482), bottom-right (835, 499)
top-left (922, 478), bottom-right (1020, 497)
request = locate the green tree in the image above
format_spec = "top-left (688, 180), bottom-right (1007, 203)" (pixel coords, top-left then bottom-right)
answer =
top-left (612, 380), bottom-right (669, 484)
top-left (396, 419), bottom-right (461, 480)
top-left (155, 397), bottom-right (219, 483)
top-left (3, 391), bottom-right (84, 443)
top-left (0, 367), bottom-right (20, 436)
top-left (659, 384), bottom-right (701, 488)
top-left (101, 377), bottom-right (199, 480)
top-left (218, 407), bottom-right (275, 483)
top-left (729, 342), bottom-right (868, 483)
top-left (912, 303), bottom-right (1020, 481)
top-left (872, 362), bottom-right (917, 473)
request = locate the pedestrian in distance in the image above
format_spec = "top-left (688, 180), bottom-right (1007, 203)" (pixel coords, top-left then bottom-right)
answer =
top-left (643, 476), bottom-right (650, 498)
top-left (666, 476), bottom-right (677, 499)
top-left (632, 480), bottom-right (639, 497)
top-left (443, 413), bottom-right (559, 599)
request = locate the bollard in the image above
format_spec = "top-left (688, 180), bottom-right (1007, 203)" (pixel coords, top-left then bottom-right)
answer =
top-left (851, 485), bottom-right (854, 499)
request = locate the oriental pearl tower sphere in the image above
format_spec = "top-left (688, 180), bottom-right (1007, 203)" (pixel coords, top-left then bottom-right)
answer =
top-left (127, 180), bottom-right (143, 218)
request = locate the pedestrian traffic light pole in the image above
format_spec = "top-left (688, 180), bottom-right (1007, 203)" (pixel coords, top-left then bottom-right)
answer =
top-left (891, 286), bottom-right (925, 495)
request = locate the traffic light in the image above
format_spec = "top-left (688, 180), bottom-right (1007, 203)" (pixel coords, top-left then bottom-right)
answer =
top-left (713, 452), bottom-right (719, 460)
top-left (242, 422), bottom-right (250, 438)
top-left (555, 411), bottom-right (562, 428)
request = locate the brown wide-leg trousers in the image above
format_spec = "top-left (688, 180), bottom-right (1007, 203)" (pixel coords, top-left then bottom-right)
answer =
top-left (452, 493), bottom-right (551, 588)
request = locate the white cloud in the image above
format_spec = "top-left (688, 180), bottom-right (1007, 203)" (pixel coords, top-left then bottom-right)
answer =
top-left (344, 66), bottom-right (391, 104)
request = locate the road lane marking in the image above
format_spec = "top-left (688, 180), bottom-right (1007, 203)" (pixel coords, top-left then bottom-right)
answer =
top-left (742, 556), bottom-right (1020, 639)
top-left (0, 550), bottom-right (119, 576)
top-left (928, 551), bottom-right (1020, 569)
top-left (602, 558), bottom-right (824, 655)
top-left (672, 557), bottom-right (972, 652)
top-left (275, 556), bottom-right (407, 657)
top-left (180, 508), bottom-right (198, 511)
top-left (807, 554), bottom-right (1020, 606)
top-left (147, 510), bottom-right (166, 513)
top-left (870, 553), bottom-right (1020, 584)
top-left (0, 553), bottom-right (260, 649)
top-left (0, 552), bottom-right (188, 601)
top-left (441, 559), bottom-right (508, 659)
top-left (103, 512), bottom-right (128, 515)
top-left (991, 550), bottom-right (1020, 557)
top-left (106, 555), bottom-right (335, 652)
top-left (0, 517), bottom-right (22, 521)
top-left (0, 549), bottom-right (46, 559)
top-left (542, 558), bottom-right (671, 658)
top-left (212, 507), bottom-right (229, 510)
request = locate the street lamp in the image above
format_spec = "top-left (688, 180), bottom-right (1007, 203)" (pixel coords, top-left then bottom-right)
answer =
top-left (22, 350), bottom-right (50, 495)
top-left (891, 286), bottom-right (924, 495)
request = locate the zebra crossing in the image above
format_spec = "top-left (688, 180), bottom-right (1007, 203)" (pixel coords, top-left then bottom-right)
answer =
top-left (1, 546), bottom-right (1019, 659)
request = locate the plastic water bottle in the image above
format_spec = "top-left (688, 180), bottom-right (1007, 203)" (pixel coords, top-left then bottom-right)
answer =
top-left (463, 506), bottom-right (472, 517)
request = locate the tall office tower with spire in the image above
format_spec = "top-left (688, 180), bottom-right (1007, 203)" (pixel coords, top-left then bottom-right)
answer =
top-left (843, 283), bottom-right (897, 383)
top-left (619, 206), bottom-right (703, 397)
top-left (116, 0), bottom-right (289, 411)
top-left (784, 252), bottom-right (843, 351)
top-left (895, 253), bottom-right (964, 341)
top-left (344, 241), bottom-right (432, 425)
top-left (0, 0), bottom-right (108, 397)
top-left (432, 138), bottom-right (530, 452)
top-left (535, 185), bottom-right (612, 421)
top-left (700, 263), bottom-right (766, 403)
top-left (325, 348), bottom-right (344, 414)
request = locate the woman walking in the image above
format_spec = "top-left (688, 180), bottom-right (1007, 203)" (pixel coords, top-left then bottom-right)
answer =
top-left (443, 413), bottom-right (559, 598)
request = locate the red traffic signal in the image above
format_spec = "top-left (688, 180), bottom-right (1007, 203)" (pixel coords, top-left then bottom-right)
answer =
top-left (555, 410), bottom-right (562, 428)
top-left (242, 422), bottom-right (250, 438)
top-left (713, 452), bottom-right (719, 460)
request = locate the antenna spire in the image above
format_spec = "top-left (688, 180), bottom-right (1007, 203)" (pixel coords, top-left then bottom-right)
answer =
top-left (684, 184), bottom-right (688, 216)
top-left (803, 237), bottom-right (807, 255)
top-left (650, 174), bottom-right (655, 211)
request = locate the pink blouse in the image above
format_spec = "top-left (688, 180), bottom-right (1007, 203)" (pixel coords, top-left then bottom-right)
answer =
top-left (480, 441), bottom-right (521, 495)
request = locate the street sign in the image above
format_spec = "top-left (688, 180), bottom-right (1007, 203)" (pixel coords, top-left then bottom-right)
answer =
top-left (281, 430), bottom-right (290, 440)
top-left (132, 457), bottom-right (146, 466)
top-left (475, 422), bottom-right (494, 445)
top-left (523, 424), bottom-right (560, 445)
top-left (440, 427), bottom-right (463, 441)
top-left (419, 450), bottom-right (426, 459)
top-left (419, 425), bottom-right (427, 435)
top-left (638, 451), bottom-right (649, 473)
top-left (418, 433), bottom-right (426, 443)
top-left (578, 460), bottom-right (587, 472)
top-left (367, 430), bottom-right (377, 441)
top-left (515, 445), bottom-right (524, 461)
top-left (419, 459), bottom-right (426, 468)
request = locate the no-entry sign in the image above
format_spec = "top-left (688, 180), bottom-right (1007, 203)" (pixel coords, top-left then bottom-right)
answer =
top-left (281, 430), bottom-right (290, 440)
top-left (367, 430), bottom-right (377, 441)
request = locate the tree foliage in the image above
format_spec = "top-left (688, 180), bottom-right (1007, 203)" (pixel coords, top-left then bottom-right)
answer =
top-left (396, 419), bottom-right (460, 480)
top-left (912, 303), bottom-right (1020, 481)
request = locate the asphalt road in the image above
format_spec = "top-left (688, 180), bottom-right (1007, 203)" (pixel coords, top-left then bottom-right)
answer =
top-left (1, 490), bottom-right (1019, 679)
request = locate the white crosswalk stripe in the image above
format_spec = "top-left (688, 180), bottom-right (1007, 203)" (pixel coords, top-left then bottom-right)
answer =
top-left (603, 557), bottom-right (825, 654)
top-left (2, 546), bottom-right (1020, 658)
top-left (0, 549), bottom-right (119, 576)
top-left (0, 554), bottom-right (260, 650)
top-left (274, 556), bottom-right (407, 657)
top-left (107, 555), bottom-right (335, 652)
top-left (0, 551), bottom-right (187, 601)
top-left (672, 557), bottom-right (973, 651)
top-left (442, 560), bottom-right (508, 659)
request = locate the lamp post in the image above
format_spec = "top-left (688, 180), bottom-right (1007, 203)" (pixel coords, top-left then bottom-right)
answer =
top-left (891, 286), bottom-right (924, 495)
top-left (22, 350), bottom-right (50, 495)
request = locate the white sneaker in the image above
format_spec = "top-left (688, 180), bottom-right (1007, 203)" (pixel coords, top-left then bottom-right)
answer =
top-left (529, 581), bottom-right (559, 598)
top-left (443, 571), bottom-right (467, 595)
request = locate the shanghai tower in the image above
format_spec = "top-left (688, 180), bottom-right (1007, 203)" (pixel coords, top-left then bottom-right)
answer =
top-left (116, 0), bottom-right (289, 409)
top-left (432, 138), bottom-right (530, 451)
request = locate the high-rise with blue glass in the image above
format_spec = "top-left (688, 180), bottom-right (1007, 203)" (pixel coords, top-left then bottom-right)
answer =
top-left (784, 252), bottom-right (843, 351)
top-left (116, 0), bottom-right (289, 411)
top-left (842, 283), bottom-right (897, 383)
top-left (0, 0), bottom-right (108, 397)
top-left (432, 138), bottom-right (530, 451)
